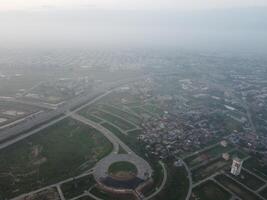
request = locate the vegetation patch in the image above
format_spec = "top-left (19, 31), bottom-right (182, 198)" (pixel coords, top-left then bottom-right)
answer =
top-left (61, 175), bottom-right (96, 199)
top-left (215, 174), bottom-right (262, 200)
top-left (0, 118), bottom-right (112, 199)
top-left (191, 180), bottom-right (231, 200)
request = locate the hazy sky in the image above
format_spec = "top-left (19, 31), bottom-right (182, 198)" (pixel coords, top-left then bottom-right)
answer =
top-left (1, 0), bottom-right (267, 11)
top-left (1, 0), bottom-right (267, 53)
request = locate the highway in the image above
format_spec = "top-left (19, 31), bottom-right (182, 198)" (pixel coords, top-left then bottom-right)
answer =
top-left (0, 90), bottom-right (113, 150)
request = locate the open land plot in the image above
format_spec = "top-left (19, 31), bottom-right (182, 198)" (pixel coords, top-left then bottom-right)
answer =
top-left (127, 129), bottom-right (143, 135)
top-left (227, 169), bottom-right (265, 190)
top-left (142, 104), bottom-right (163, 115)
top-left (191, 180), bottom-right (231, 200)
top-left (228, 149), bottom-right (248, 159)
top-left (244, 157), bottom-right (267, 180)
top-left (61, 175), bottom-right (96, 200)
top-left (97, 91), bottom-right (143, 107)
top-left (215, 174), bottom-right (262, 200)
top-left (98, 104), bottom-right (141, 125)
top-left (0, 101), bottom-right (42, 126)
top-left (192, 158), bottom-right (230, 183)
top-left (78, 108), bottom-right (103, 123)
top-left (152, 164), bottom-right (189, 200)
top-left (16, 187), bottom-right (60, 200)
top-left (129, 107), bottom-right (153, 118)
top-left (0, 118), bottom-right (112, 199)
top-left (185, 144), bottom-right (234, 168)
top-left (259, 186), bottom-right (267, 199)
top-left (92, 109), bottom-right (136, 131)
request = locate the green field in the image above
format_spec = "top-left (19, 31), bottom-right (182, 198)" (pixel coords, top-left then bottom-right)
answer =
top-left (0, 118), bottom-right (112, 199)
top-left (185, 144), bottom-right (234, 168)
top-left (191, 180), bottom-right (231, 200)
top-left (153, 164), bottom-right (189, 200)
top-left (259, 186), bottom-right (267, 199)
top-left (227, 170), bottom-right (265, 190)
top-left (244, 157), bottom-right (267, 180)
top-left (92, 109), bottom-right (136, 131)
top-left (130, 107), bottom-right (152, 117)
top-left (215, 174), bottom-right (262, 200)
top-left (61, 175), bottom-right (96, 199)
top-left (108, 161), bottom-right (137, 174)
top-left (192, 158), bottom-right (230, 183)
top-left (99, 104), bottom-right (141, 125)
top-left (142, 104), bottom-right (163, 115)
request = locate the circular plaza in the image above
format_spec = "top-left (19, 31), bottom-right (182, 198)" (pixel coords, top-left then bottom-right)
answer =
top-left (93, 154), bottom-right (153, 192)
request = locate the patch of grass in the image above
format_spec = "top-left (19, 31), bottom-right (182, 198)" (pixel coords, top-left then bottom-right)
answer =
top-left (185, 144), bottom-right (234, 168)
top-left (61, 175), bottom-right (96, 199)
top-left (259, 186), bottom-right (267, 199)
top-left (153, 163), bottom-right (189, 200)
top-left (192, 158), bottom-right (230, 183)
top-left (99, 104), bottom-right (141, 125)
top-left (244, 157), bottom-right (267, 180)
top-left (0, 118), bottom-right (112, 199)
top-left (108, 161), bottom-right (137, 174)
top-left (101, 122), bottom-right (124, 136)
top-left (93, 109), bottom-right (136, 131)
top-left (142, 104), bottom-right (163, 115)
top-left (191, 180), bottom-right (231, 200)
top-left (227, 170), bottom-right (265, 190)
top-left (215, 174), bottom-right (262, 200)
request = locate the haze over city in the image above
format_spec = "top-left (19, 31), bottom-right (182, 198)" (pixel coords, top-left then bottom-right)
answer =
top-left (0, 1), bottom-right (267, 200)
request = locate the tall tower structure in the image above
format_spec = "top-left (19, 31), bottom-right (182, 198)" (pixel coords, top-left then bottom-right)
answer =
top-left (231, 157), bottom-right (243, 176)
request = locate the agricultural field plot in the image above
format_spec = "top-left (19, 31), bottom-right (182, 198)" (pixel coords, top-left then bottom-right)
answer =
top-left (192, 158), bottom-right (231, 183)
top-left (15, 187), bottom-right (60, 200)
top-left (215, 174), bottom-right (262, 200)
top-left (142, 104), bottom-right (163, 115)
top-left (152, 164), bottom-right (189, 200)
top-left (129, 106), bottom-right (153, 118)
top-left (98, 104), bottom-right (141, 125)
top-left (259, 186), bottom-right (267, 199)
top-left (226, 170), bottom-right (265, 190)
top-left (0, 101), bottom-right (42, 127)
top-left (0, 118), bottom-right (112, 199)
top-left (185, 143), bottom-right (234, 168)
top-left (244, 157), bottom-right (267, 180)
top-left (61, 175), bottom-right (96, 199)
top-left (228, 150), bottom-right (248, 159)
top-left (78, 109), bottom-right (103, 123)
top-left (91, 109), bottom-right (136, 131)
top-left (191, 180), bottom-right (231, 200)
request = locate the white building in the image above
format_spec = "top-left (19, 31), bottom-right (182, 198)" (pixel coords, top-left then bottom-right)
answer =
top-left (231, 157), bottom-right (243, 176)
